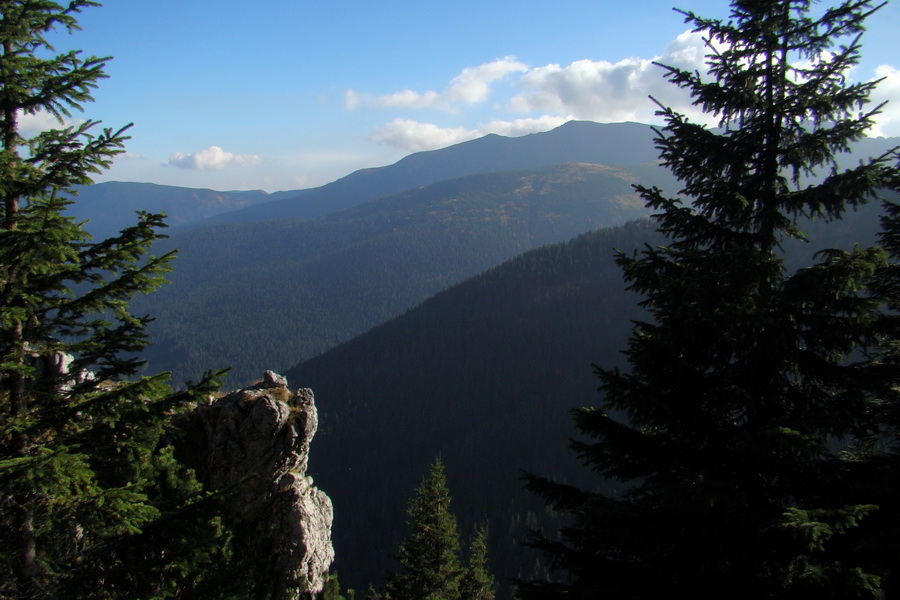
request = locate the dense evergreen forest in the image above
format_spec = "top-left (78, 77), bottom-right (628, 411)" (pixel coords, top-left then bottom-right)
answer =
top-left (133, 163), bottom-right (669, 385)
top-left (285, 220), bottom-right (661, 593)
top-left (124, 133), bottom-right (895, 388)
top-left (283, 195), bottom-right (888, 596)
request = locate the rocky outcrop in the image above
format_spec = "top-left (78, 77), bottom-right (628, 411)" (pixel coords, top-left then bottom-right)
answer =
top-left (193, 371), bottom-right (334, 599)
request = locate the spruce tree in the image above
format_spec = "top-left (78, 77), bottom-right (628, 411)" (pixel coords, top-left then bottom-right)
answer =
top-left (377, 460), bottom-right (497, 600)
top-left (384, 458), bottom-right (464, 600)
top-left (521, 1), bottom-right (899, 599)
top-left (321, 573), bottom-right (355, 600)
top-left (459, 525), bottom-right (495, 600)
top-left (0, 2), bottom-right (231, 598)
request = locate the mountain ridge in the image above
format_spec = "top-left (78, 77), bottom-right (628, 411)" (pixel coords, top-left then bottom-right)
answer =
top-left (67, 121), bottom-right (899, 237)
top-left (183, 121), bottom-right (661, 226)
top-left (64, 180), bottom-right (276, 239)
top-left (134, 161), bottom-right (662, 385)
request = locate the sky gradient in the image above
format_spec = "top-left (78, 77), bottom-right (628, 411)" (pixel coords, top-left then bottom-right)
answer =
top-left (33, 0), bottom-right (900, 192)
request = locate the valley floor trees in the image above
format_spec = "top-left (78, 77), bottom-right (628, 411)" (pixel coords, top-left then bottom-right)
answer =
top-left (0, 2), bottom-right (236, 598)
top-left (521, 1), bottom-right (900, 598)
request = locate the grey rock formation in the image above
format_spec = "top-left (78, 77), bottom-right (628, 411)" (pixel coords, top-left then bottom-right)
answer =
top-left (194, 371), bottom-right (334, 599)
top-left (29, 347), bottom-right (95, 391)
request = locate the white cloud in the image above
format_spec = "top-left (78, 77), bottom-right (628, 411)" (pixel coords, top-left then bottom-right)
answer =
top-left (167, 145), bottom-right (263, 170)
top-left (478, 115), bottom-right (572, 137)
top-left (444, 57), bottom-right (529, 105)
top-left (368, 116), bottom-right (571, 153)
top-left (16, 108), bottom-right (83, 136)
top-left (869, 64), bottom-right (900, 137)
top-left (356, 28), bottom-right (900, 157)
top-left (662, 30), bottom-right (709, 71)
top-left (347, 56), bottom-right (528, 112)
top-left (376, 89), bottom-right (443, 109)
top-left (343, 31), bottom-right (750, 132)
top-left (508, 31), bottom-right (709, 125)
top-left (344, 90), bottom-right (360, 110)
top-left (369, 119), bottom-right (475, 152)
top-left (18, 110), bottom-right (66, 135)
top-left (347, 32), bottom-right (711, 125)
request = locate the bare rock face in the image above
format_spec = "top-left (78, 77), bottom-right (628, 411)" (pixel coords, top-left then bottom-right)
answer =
top-left (194, 371), bottom-right (334, 599)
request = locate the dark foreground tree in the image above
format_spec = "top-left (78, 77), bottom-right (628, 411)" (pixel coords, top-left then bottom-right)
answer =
top-left (845, 198), bottom-right (900, 599)
top-left (521, 1), bottom-right (899, 599)
top-left (0, 3), bottom-right (233, 598)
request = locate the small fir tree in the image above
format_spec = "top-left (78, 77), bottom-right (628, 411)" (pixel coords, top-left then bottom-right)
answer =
top-left (0, 2), bottom-right (232, 598)
top-left (378, 459), bottom-right (496, 600)
top-left (521, 1), bottom-right (899, 599)
top-left (459, 525), bottom-right (495, 600)
top-left (320, 572), bottom-right (355, 600)
top-left (384, 458), bottom-right (464, 600)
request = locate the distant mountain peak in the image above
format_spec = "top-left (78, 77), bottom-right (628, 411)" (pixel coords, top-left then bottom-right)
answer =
top-left (198, 121), bottom-right (661, 227)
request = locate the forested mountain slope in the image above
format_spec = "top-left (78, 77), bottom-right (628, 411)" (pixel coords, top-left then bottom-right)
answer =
top-left (282, 196), bottom-right (890, 596)
top-left (136, 162), bottom-right (664, 385)
top-left (284, 220), bottom-right (662, 595)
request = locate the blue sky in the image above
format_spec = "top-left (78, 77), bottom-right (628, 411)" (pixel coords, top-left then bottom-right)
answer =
top-left (33, 0), bottom-right (900, 192)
